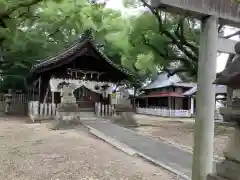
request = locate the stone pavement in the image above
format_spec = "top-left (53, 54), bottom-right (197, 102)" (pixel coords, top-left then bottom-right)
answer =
top-left (82, 119), bottom-right (193, 179)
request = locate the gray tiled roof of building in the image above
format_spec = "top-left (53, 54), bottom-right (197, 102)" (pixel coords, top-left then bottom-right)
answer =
top-left (142, 72), bottom-right (195, 90)
top-left (183, 84), bottom-right (227, 96)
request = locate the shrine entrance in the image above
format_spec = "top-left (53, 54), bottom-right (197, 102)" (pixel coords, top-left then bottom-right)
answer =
top-left (26, 30), bottom-right (132, 119)
top-left (48, 78), bottom-right (114, 111)
top-left (74, 86), bottom-right (98, 109)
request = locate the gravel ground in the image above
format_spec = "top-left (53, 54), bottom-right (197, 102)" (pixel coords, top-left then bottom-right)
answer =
top-left (133, 114), bottom-right (234, 158)
top-left (0, 117), bottom-right (181, 180)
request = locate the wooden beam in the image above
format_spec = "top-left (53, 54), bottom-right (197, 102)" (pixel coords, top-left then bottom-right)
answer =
top-left (150, 0), bottom-right (240, 28)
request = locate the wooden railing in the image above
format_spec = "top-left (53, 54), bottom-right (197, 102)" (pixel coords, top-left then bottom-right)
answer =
top-left (95, 102), bottom-right (114, 117)
top-left (28, 101), bottom-right (58, 122)
top-left (0, 93), bottom-right (28, 103)
top-left (28, 101), bottom-right (114, 121)
top-left (136, 107), bottom-right (191, 117)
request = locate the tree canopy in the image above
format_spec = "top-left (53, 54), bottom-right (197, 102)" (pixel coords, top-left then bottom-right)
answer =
top-left (0, 0), bottom-right (130, 91)
top-left (0, 0), bottom-right (213, 92)
top-left (125, 0), bottom-right (239, 81)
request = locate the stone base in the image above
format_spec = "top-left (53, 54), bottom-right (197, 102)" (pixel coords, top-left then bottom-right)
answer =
top-left (57, 103), bottom-right (79, 112)
top-left (56, 103), bottom-right (80, 122)
top-left (115, 104), bottom-right (133, 112)
top-left (49, 118), bottom-right (83, 130)
top-left (112, 112), bottom-right (139, 127)
top-left (207, 159), bottom-right (240, 180)
top-left (56, 111), bottom-right (81, 121)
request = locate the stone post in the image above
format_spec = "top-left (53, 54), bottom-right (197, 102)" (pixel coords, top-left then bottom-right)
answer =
top-left (4, 89), bottom-right (12, 114)
top-left (190, 97), bottom-right (194, 116)
top-left (192, 16), bottom-right (218, 180)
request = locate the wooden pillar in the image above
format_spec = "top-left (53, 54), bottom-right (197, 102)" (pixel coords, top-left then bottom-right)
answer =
top-left (172, 97), bottom-right (175, 109)
top-left (168, 97), bottom-right (171, 109)
top-left (32, 87), bottom-right (34, 101)
top-left (38, 77), bottom-right (41, 102)
top-left (52, 92), bottom-right (55, 104)
top-left (145, 98), bottom-right (148, 108)
top-left (43, 86), bottom-right (49, 103)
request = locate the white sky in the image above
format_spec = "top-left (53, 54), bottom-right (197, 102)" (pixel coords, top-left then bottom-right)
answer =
top-left (105, 0), bottom-right (124, 9)
top-left (105, 0), bottom-right (239, 73)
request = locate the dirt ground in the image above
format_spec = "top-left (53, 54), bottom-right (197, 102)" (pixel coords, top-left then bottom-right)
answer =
top-left (133, 114), bottom-right (234, 159)
top-left (0, 117), bottom-right (181, 180)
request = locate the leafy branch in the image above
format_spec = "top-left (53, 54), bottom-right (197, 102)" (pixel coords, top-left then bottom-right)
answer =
top-left (139, 0), bottom-right (198, 77)
top-left (141, 33), bottom-right (193, 64)
top-left (0, 0), bottom-right (44, 18)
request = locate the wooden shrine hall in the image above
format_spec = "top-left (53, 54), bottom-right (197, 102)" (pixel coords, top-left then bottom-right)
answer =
top-left (26, 30), bottom-right (132, 110)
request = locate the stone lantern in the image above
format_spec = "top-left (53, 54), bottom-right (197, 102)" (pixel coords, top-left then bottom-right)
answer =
top-left (55, 83), bottom-right (79, 123)
top-left (208, 42), bottom-right (240, 180)
top-left (4, 89), bottom-right (12, 114)
top-left (112, 87), bottom-right (138, 127)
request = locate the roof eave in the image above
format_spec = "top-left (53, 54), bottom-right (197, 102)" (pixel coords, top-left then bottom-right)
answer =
top-left (27, 37), bottom-right (133, 85)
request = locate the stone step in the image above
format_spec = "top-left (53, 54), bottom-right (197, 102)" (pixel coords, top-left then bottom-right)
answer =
top-left (78, 108), bottom-right (94, 112)
top-left (79, 112), bottom-right (95, 118)
top-left (207, 174), bottom-right (229, 180)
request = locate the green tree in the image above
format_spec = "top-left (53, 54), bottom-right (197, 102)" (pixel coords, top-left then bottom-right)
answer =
top-left (0, 0), bottom-right (67, 91)
top-left (124, 0), bottom-right (239, 80)
top-left (130, 1), bottom-right (200, 79)
top-left (1, 0), bottom-right (186, 93)
top-left (0, 0), bottom-right (134, 91)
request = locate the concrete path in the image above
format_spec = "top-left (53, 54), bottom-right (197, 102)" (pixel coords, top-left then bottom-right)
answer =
top-left (82, 119), bottom-right (193, 179)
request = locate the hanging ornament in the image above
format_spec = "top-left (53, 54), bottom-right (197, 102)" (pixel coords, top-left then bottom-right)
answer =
top-left (101, 84), bottom-right (110, 91)
top-left (102, 91), bottom-right (107, 98)
top-left (57, 81), bottom-right (69, 89)
top-left (94, 84), bottom-right (100, 90)
top-left (83, 73), bottom-right (87, 80)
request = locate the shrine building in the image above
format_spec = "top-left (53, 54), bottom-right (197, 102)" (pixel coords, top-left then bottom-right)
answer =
top-left (26, 30), bottom-right (132, 113)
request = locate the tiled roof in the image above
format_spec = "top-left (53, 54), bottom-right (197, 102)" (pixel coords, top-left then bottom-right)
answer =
top-left (139, 92), bottom-right (184, 98)
top-left (142, 72), bottom-right (195, 90)
top-left (29, 30), bottom-right (132, 77)
top-left (183, 84), bottom-right (227, 96)
top-left (174, 82), bottom-right (196, 88)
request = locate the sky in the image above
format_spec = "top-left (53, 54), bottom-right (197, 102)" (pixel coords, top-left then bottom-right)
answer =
top-left (105, 0), bottom-right (123, 9)
top-left (105, 0), bottom-right (239, 73)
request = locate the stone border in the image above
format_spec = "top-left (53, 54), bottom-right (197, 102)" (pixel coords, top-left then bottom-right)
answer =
top-left (90, 117), bottom-right (224, 162)
top-left (132, 130), bottom-right (224, 163)
top-left (85, 125), bottom-right (191, 180)
top-left (136, 113), bottom-right (193, 119)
